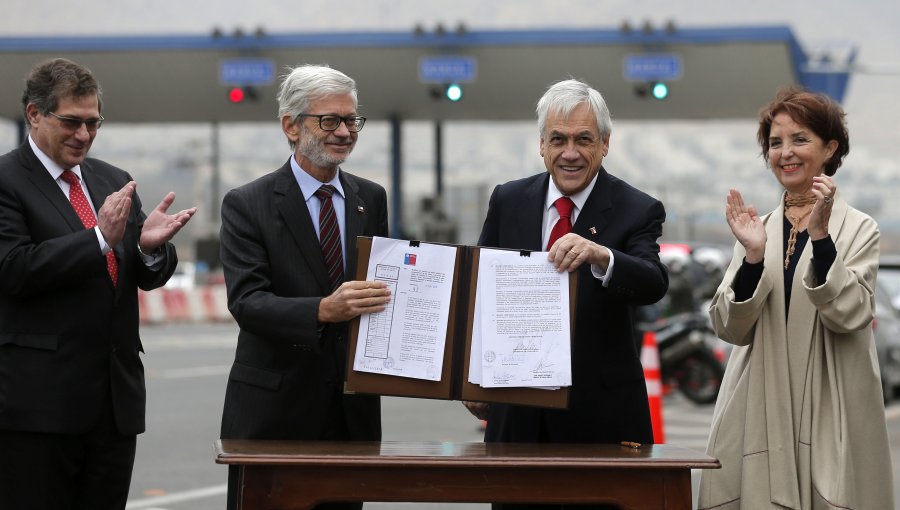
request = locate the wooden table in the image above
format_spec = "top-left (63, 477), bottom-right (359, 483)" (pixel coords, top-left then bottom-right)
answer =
top-left (215, 439), bottom-right (719, 509)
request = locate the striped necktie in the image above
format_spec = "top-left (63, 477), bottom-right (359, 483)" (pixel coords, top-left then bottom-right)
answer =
top-left (315, 184), bottom-right (344, 292)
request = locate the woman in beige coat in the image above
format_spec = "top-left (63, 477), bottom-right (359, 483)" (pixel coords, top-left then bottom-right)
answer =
top-left (698, 88), bottom-right (894, 509)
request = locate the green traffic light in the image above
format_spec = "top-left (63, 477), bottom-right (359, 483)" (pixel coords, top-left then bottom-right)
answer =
top-left (446, 83), bottom-right (463, 102)
top-left (652, 82), bottom-right (669, 100)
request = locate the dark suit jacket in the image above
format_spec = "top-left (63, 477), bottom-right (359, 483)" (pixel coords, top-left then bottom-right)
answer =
top-left (219, 160), bottom-right (386, 442)
top-left (479, 168), bottom-right (668, 444)
top-left (0, 141), bottom-right (178, 436)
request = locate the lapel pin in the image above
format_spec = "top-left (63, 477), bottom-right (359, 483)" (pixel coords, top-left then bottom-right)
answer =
top-left (357, 206), bottom-right (365, 213)
top-left (589, 226), bottom-right (597, 235)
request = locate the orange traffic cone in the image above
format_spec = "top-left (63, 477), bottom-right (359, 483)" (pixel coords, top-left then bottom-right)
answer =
top-left (640, 330), bottom-right (665, 444)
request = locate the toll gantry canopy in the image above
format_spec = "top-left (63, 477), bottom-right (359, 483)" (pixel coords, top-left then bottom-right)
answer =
top-left (0, 24), bottom-right (852, 124)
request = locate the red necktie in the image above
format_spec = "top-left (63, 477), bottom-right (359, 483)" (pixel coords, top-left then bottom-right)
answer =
top-left (315, 184), bottom-right (344, 292)
top-left (546, 196), bottom-right (574, 251)
top-left (60, 170), bottom-right (118, 286)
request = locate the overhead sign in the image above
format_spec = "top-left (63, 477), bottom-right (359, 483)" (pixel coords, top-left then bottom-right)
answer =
top-left (219, 58), bottom-right (276, 86)
top-left (419, 56), bottom-right (477, 83)
top-left (623, 53), bottom-right (683, 81)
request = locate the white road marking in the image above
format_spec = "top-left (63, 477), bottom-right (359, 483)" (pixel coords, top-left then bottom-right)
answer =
top-left (142, 337), bottom-right (236, 350)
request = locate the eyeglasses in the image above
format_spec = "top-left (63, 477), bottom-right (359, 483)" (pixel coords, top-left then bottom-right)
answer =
top-left (47, 111), bottom-right (104, 132)
top-left (297, 114), bottom-right (366, 132)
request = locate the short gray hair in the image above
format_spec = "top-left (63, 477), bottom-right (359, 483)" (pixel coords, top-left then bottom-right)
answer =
top-left (536, 79), bottom-right (612, 139)
top-left (276, 64), bottom-right (358, 123)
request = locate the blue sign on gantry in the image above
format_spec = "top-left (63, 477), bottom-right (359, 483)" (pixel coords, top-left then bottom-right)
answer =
top-left (219, 58), bottom-right (276, 86)
top-left (419, 56), bottom-right (477, 83)
top-left (623, 53), bottom-right (683, 81)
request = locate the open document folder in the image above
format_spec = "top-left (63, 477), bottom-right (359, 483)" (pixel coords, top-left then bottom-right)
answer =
top-left (346, 236), bottom-right (577, 409)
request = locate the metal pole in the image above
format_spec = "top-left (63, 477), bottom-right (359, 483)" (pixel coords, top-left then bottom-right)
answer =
top-left (390, 115), bottom-right (403, 238)
top-left (210, 121), bottom-right (220, 237)
top-left (434, 120), bottom-right (443, 197)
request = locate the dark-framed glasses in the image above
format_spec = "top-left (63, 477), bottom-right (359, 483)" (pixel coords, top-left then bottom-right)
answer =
top-left (47, 111), bottom-right (104, 131)
top-left (297, 114), bottom-right (366, 132)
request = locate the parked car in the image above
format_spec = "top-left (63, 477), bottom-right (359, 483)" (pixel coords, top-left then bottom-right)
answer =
top-left (879, 254), bottom-right (900, 312)
top-left (163, 261), bottom-right (196, 289)
top-left (875, 277), bottom-right (900, 403)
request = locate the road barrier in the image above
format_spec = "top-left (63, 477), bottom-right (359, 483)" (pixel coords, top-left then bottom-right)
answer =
top-left (138, 286), bottom-right (232, 324)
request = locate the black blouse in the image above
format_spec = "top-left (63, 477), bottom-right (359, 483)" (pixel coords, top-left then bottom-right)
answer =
top-left (732, 215), bottom-right (837, 316)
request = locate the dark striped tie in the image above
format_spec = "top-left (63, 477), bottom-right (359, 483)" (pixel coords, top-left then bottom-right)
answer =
top-left (315, 184), bottom-right (344, 292)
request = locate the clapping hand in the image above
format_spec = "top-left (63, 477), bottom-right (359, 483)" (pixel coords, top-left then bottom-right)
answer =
top-left (807, 175), bottom-right (835, 241)
top-left (725, 189), bottom-right (766, 263)
top-left (139, 192), bottom-right (197, 253)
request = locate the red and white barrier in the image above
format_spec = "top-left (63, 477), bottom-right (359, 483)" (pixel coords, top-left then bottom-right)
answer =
top-left (138, 285), bottom-right (232, 324)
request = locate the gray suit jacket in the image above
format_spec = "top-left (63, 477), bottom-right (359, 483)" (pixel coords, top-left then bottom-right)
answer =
top-left (219, 160), bottom-right (387, 441)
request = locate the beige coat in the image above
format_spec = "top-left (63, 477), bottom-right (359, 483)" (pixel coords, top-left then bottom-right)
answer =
top-left (698, 191), bottom-right (894, 509)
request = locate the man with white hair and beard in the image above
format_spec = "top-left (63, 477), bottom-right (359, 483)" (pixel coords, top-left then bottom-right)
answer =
top-left (219, 64), bottom-right (391, 510)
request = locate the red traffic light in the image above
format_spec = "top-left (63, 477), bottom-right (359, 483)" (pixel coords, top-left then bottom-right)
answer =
top-left (228, 87), bottom-right (245, 103)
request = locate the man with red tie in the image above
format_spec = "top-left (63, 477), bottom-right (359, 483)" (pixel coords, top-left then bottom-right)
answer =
top-left (465, 79), bottom-right (669, 510)
top-left (0, 58), bottom-right (196, 510)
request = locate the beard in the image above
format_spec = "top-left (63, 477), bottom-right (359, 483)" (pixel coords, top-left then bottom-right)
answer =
top-left (298, 129), bottom-right (354, 169)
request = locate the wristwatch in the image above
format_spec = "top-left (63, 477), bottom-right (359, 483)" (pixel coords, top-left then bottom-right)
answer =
top-left (138, 243), bottom-right (164, 257)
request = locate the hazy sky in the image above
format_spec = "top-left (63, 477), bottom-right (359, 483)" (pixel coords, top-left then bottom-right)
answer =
top-left (4, 0), bottom-right (899, 147)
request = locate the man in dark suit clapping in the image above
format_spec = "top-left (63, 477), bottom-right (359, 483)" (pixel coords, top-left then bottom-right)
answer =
top-left (0, 58), bottom-right (196, 510)
top-left (464, 79), bottom-right (669, 510)
top-left (219, 64), bottom-right (391, 510)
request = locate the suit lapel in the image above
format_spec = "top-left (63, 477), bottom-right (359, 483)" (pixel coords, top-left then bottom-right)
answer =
top-left (20, 144), bottom-right (120, 292)
top-left (19, 142), bottom-right (84, 232)
top-left (573, 167), bottom-right (613, 242)
top-left (520, 175), bottom-right (549, 251)
top-left (340, 173), bottom-right (365, 279)
top-left (79, 160), bottom-right (116, 215)
top-left (273, 163), bottom-right (332, 294)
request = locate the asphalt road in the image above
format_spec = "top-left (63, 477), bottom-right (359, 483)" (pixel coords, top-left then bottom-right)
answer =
top-left (125, 322), bottom-right (900, 509)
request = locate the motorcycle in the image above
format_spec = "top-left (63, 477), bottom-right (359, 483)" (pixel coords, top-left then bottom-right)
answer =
top-left (637, 308), bottom-right (725, 405)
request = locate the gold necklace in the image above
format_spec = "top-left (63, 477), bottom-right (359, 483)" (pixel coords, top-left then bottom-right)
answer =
top-left (783, 193), bottom-right (817, 270)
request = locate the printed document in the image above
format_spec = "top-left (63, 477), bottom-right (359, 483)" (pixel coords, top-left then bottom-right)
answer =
top-left (471, 249), bottom-right (572, 388)
top-left (353, 237), bottom-right (457, 381)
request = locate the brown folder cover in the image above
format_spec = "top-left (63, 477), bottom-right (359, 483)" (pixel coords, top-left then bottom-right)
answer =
top-left (346, 237), bottom-right (576, 409)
